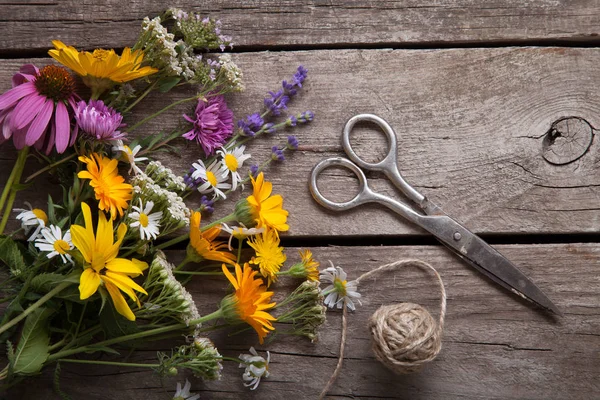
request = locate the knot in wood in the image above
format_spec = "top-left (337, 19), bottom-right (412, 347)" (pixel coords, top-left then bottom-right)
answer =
top-left (542, 117), bottom-right (594, 165)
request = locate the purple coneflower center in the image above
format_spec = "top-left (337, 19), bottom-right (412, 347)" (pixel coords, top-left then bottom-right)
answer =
top-left (34, 65), bottom-right (75, 102)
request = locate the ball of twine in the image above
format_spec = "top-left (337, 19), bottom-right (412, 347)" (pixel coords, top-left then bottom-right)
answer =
top-left (360, 259), bottom-right (446, 374)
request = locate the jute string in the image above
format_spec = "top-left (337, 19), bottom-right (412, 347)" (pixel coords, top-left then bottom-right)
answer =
top-left (319, 259), bottom-right (447, 399)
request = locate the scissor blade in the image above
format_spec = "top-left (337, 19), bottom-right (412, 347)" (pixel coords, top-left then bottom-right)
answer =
top-left (418, 213), bottom-right (561, 315)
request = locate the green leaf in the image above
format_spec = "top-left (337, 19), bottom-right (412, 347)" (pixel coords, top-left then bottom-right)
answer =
top-left (158, 77), bottom-right (181, 93)
top-left (30, 273), bottom-right (65, 294)
top-left (99, 300), bottom-right (140, 339)
top-left (0, 236), bottom-right (27, 277)
top-left (12, 307), bottom-right (53, 375)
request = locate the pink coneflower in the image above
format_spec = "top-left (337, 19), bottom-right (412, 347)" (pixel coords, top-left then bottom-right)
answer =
top-left (75, 100), bottom-right (125, 142)
top-left (0, 64), bottom-right (77, 154)
top-left (182, 94), bottom-right (234, 156)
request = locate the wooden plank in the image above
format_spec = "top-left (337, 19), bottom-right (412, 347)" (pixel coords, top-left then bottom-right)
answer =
top-left (2, 1), bottom-right (600, 52)
top-left (6, 243), bottom-right (599, 399)
top-left (2, 47), bottom-right (600, 237)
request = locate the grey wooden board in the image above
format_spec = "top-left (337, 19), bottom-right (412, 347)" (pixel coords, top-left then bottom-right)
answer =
top-left (6, 243), bottom-right (600, 399)
top-left (2, 47), bottom-right (600, 237)
top-left (2, 1), bottom-right (600, 52)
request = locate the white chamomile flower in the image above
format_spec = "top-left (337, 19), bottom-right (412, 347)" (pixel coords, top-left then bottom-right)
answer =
top-left (173, 379), bottom-right (199, 400)
top-left (112, 140), bottom-right (149, 175)
top-left (191, 159), bottom-right (231, 200)
top-left (129, 199), bottom-right (163, 240)
top-left (217, 144), bottom-right (251, 191)
top-left (320, 261), bottom-right (362, 311)
top-left (239, 347), bottom-right (270, 391)
top-left (221, 223), bottom-right (264, 250)
top-left (14, 203), bottom-right (48, 241)
top-left (34, 225), bottom-right (73, 263)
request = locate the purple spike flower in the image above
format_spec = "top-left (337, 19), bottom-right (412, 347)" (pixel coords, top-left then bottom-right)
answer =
top-left (182, 94), bottom-right (234, 156)
top-left (271, 146), bottom-right (285, 162)
top-left (287, 135), bottom-right (299, 150)
top-left (199, 195), bottom-right (215, 214)
top-left (238, 112), bottom-right (264, 137)
top-left (74, 100), bottom-right (125, 142)
top-left (249, 163), bottom-right (259, 177)
top-left (0, 64), bottom-right (78, 154)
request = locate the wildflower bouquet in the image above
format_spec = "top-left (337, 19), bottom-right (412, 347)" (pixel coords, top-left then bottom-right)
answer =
top-left (0, 8), bottom-right (335, 395)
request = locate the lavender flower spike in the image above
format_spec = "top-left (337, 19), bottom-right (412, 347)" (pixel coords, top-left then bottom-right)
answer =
top-left (271, 146), bottom-right (285, 162)
top-left (182, 94), bottom-right (234, 156)
top-left (75, 100), bottom-right (126, 141)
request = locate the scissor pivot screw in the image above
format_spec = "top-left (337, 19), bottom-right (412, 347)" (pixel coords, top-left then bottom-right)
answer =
top-left (453, 232), bottom-right (462, 241)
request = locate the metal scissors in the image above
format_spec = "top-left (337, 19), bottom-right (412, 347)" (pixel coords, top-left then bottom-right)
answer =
top-left (309, 114), bottom-right (560, 315)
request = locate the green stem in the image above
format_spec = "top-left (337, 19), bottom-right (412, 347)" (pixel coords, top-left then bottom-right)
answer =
top-left (0, 147), bottom-right (29, 234)
top-left (0, 281), bottom-right (72, 336)
top-left (128, 95), bottom-right (199, 133)
top-left (154, 233), bottom-right (189, 250)
top-left (47, 309), bottom-right (223, 362)
top-left (59, 359), bottom-right (160, 368)
top-left (237, 239), bottom-right (243, 264)
top-left (173, 271), bottom-right (224, 276)
top-left (201, 213), bottom-right (236, 231)
top-left (24, 152), bottom-right (77, 183)
top-left (122, 81), bottom-right (158, 113)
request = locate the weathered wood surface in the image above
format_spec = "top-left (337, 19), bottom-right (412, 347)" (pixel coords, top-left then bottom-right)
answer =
top-left (2, 1), bottom-right (600, 53)
top-left (7, 244), bottom-right (600, 399)
top-left (3, 47), bottom-right (600, 236)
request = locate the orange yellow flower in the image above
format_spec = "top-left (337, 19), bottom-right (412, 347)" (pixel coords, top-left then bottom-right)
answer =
top-left (246, 172), bottom-right (289, 232)
top-left (78, 153), bottom-right (132, 220)
top-left (298, 250), bottom-right (320, 282)
top-left (222, 263), bottom-right (276, 344)
top-left (188, 211), bottom-right (236, 264)
top-left (248, 228), bottom-right (286, 286)
top-left (49, 40), bottom-right (158, 96)
top-left (70, 202), bottom-right (148, 321)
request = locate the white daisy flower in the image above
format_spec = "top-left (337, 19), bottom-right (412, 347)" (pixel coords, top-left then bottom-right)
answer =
top-left (173, 379), bottom-right (199, 400)
top-left (320, 261), bottom-right (362, 311)
top-left (217, 144), bottom-right (251, 191)
top-left (112, 140), bottom-right (148, 174)
top-left (14, 203), bottom-right (48, 241)
top-left (34, 225), bottom-right (73, 263)
top-left (239, 347), bottom-right (270, 390)
top-left (221, 223), bottom-right (264, 250)
top-left (190, 159), bottom-right (231, 200)
top-left (129, 199), bottom-right (163, 241)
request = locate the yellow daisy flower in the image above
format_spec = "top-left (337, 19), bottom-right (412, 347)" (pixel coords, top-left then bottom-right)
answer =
top-left (189, 211), bottom-right (236, 264)
top-left (70, 202), bottom-right (148, 321)
top-left (298, 249), bottom-right (320, 282)
top-left (222, 263), bottom-right (276, 344)
top-left (78, 153), bottom-right (133, 220)
top-left (248, 228), bottom-right (286, 286)
top-left (49, 40), bottom-right (158, 97)
top-left (246, 172), bottom-right (289, 233)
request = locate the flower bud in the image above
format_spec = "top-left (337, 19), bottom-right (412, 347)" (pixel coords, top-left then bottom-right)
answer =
top-left (234, 199), bottom-right (257, 228)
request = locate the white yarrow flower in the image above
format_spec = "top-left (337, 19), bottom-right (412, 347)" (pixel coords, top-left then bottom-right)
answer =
top-left (129, 199), bottom-right (163, 240)
top-left (112, 140), bottom-right (148, 174)
top-left (34, 225), bottom-right (73, 263)
top-left (239, 347), bottom-right (270, 390)
top-left (173, 379), bottom-right (199, 400)
top-left (191, 159), bottom-right (231, 199)
top-left (320, 261), bottom-right (362, 311)
top-left (14, 204), bottom-right (48, 241)
top-left (217, 144), bottom-right (251, 191)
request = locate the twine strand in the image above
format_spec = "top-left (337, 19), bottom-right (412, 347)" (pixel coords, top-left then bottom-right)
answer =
top-left (320, 259), bottom-right (447, 398)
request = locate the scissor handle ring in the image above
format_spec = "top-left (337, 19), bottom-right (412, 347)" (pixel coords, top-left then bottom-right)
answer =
top-left (342, 114), bottom-right (399, 172)
top-left (309, 157), bottom-right (372, 211)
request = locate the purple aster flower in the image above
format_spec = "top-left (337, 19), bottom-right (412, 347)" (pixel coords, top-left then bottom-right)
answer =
top-left (271, 146), bottom-right (285, 162)
top-left (0, 64), bottom-right (78, 154)
top-left (199, 195), bottom-right (215, 214)
top-left (249, 163), bottom-right (259, 177)
top-left (287, 135), bottom-right (299, 150)
top-left (74, 100), bottom-right (125, 142)
top-left (182, 94), bottom-right (234, 156)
